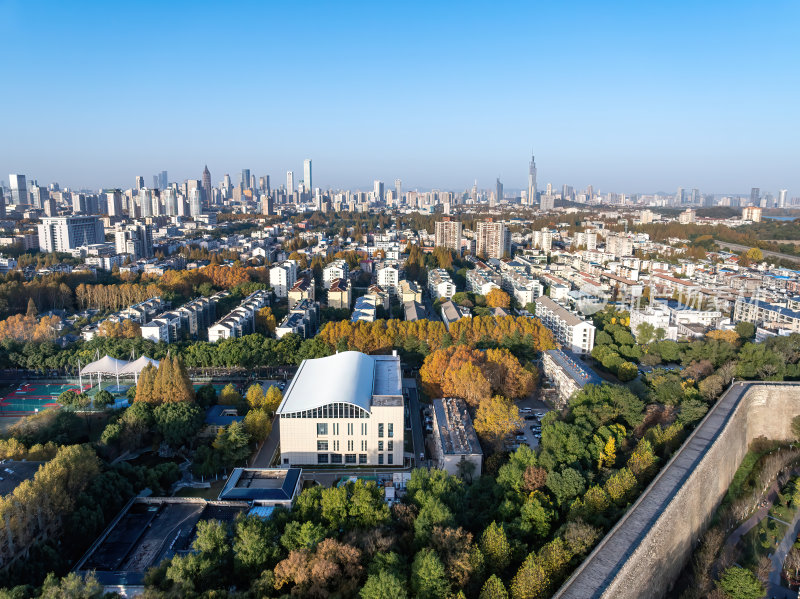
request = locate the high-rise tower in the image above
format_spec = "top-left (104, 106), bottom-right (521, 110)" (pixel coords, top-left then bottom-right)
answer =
top-left (527, 154), bottom-right (537, 206)
top-left (303, 159), bottom-right (312, 194)
top-left (286, 171), bottom-right (294, 197)
top-left (202, 165), bottom-right (212, 206)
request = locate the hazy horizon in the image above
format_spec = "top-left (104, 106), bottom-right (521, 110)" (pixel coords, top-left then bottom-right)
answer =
top-left (1, 1), bottom-right (797, 194)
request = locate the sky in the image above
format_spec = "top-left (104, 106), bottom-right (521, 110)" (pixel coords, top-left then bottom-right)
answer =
top-left (1, 0), bottom-right (798, 195)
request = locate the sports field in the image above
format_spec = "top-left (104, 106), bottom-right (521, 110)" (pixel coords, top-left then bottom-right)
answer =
top-left (0, 382), bottom-right (90, 415)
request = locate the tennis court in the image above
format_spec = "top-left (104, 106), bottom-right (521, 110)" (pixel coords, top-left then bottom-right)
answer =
top-left (0, 382), bottom-right (91, 414)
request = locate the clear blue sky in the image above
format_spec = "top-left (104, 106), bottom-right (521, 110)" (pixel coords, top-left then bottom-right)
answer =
top-left (1, 0), bottom-right (798, 195)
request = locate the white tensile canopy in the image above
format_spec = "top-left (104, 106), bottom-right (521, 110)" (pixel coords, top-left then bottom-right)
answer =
top-left (118, 355), bottom-right (160, 375)
top-left (77, 354), bottom-right (160, 389)
top-left (80, 355), bottom-right (128, 375)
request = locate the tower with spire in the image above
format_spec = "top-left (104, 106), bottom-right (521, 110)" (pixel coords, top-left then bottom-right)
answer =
top-left (202, 165), bottom-right (212, 207)
top-left (527, 153), bottom-right (537, 206)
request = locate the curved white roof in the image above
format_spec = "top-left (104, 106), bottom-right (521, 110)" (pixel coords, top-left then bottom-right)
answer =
top-left (118, 355), bottom-right (160, 375)
top-left (80, 355), bottom-right (128, 375)
top-left (277, 351), bottom-right (375, 414)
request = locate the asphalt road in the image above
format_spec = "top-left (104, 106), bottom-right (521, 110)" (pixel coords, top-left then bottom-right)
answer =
top-left (403, 378), bottom-right (426, 468)
top-left (715, 240), bottom-right (800, 263)
top-left (251, 416), bottom-right (280, 467)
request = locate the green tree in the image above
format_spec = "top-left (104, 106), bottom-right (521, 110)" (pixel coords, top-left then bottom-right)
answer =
top-left (360, 570), bottom-right (409, 599)
top-left (411, 548), bottom-right (450, 599)
top-left (212, 421), bottom-right (252, 468)
top-left (510, 552), bottom-right (548, 599)
top-left (233, 515), bottom-right (280, 579)
top-left (480, 521), bottom-right (511, 575)
top-left (264, 385), bottom-right (283, 413)
top-left (245, 384), bottom-right (265, 410)
top-left (546, 468), bottom-right (586, 507)
top-left (280, 520), bottom-right (326, 551)
top-left (154, 402), bottom-right (204, 448)
top-left (480, 574), bottom-right (509, 599)
top-left (717, 566), bottom-right (765, 599)
top-left (219, 383), bottom-right (243, 406)
top-left (93, 389), bottom-right (115, 409)
top-left (735, 321), bottom-right (756, 340)
top-left (39, 571), bottom-right (104, 599)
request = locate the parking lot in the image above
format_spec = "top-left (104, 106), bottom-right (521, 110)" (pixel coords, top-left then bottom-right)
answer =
top-left (510, 394), bottom-right (553, 452)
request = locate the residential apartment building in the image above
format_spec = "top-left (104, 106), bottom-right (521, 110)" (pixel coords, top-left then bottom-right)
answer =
top-left (399, 280), bottom-right (422, 303)
top-left (733, 297), bottom-right (800, 332)
top-left (534, 295), bottom-right (596, 354)
top-left (351, 295), bottom-right (377, 322)
top-left (476, 220), bottom-right (510, 259)
top-left (323, 259), bottom-right (349, 289)
top-left (377, 264), bottom-right (400, 296)
top-left (428, 268), bottom-right (457, 300)
top-left (287, 276), bottom-right (314, 310)
top-left (434, 219), bottom-right (462, 252)
top-left (208, 290), bottom-right (270, 342)
top-left (276, 299), bottom-right (319, 339)
top-left (277, 351), bottom-right (404, 467)
top-left (327, 278), bottom-right (352, 309)
top-left (269, 260), bottom-right (298, 298)
top-left (542, 349), bottom-right (602, 407)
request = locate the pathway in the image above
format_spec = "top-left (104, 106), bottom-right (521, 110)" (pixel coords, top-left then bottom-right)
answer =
top-left (768, 504), bottom-right (800, 598)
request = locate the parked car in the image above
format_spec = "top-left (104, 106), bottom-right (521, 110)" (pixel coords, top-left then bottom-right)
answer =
top-left (515, 435), bottom-right (527, 442)
top-left (524, 415), bottom-right (537, 420)
top-left (534, 412), bottom-right (546, 418)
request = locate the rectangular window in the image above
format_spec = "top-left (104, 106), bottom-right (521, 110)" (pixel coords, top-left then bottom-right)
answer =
top-left (333, 423), bottom-right (339, 435)
top-left (361, 423), bottom-right (367, 435)
top-left (317, 423), bottom-right (328, 436)
top-left (388, 453), bottom-right (393, 465)
top-left (345, 454), bottom-right (356, 464)
top-left (378, 423), bottom-right (384, 437)
top-left (331, 453), bottom-right (342, 464)
top-left (359, 454), bottom-right (367, 464)
top-left (333, 440), bottom-right (339, 451)
top-left (378, 441), bottom-right (384, 451)
top-left (317, 454), bottom-right (328, 464)
top-left (317, 440), bottom-right (328, 451)
top-left (388, 441), bottom-right (393, 451)
top-left (347, 423), bottom-right (353, 435)
top-left (388, 423), bottom-right (394, 438)
top-left (378, 453), bottom-right (384, 465)
top-left (361, 440), bottom-right (367, 451)
top-left (347, 440), bottom-right (353, 451)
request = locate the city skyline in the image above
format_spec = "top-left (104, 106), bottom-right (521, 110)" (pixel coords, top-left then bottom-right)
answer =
top-left (1, 1), bottom-right (798, 192)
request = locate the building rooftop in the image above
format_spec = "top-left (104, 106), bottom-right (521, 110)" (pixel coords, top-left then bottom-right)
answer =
top-left (545, 349), bottom-right (602, 386)
top-left (218, 468), bottom-right (301, 502)
top-left (276, 351), bottom-right (401, 415)
top-left (535, 295), bottom-right (585, 327)
top-left (433, 398), bottom-right (482, 456)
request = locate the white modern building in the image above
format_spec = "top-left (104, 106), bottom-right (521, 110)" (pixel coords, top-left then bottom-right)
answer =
top-left (428, 268), bottom-right (457, 300)
top-left (377, 264), bottom-right (400, 296)
top-left (534, 295), bottom-right (596, 354)
top-left (269, 260), bottom-right (298, 298)
top-left (323, 259), bottom-right (349, 289)
top-left (38, 216), bottom-right (105, 252)
top-left (277, 351), bottom-right (404, 467)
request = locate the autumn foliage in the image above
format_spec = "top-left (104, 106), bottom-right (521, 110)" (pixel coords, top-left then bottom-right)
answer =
top-left (134, 355), bottom-right (195, 405)
top-left (317, 315), bottom-right (555, 356)
top-left (420, 346), bottom-right (536, 405)
top-left (0, 313), bottom-right (61, 343)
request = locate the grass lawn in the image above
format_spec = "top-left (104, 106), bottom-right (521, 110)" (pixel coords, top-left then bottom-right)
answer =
top-left (175, 478), bottom-right (227, 500)
top-left (741, 517), bottom-right (788, 567)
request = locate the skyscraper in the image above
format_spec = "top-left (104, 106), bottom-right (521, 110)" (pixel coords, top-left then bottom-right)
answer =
top-left (135, 176), bottom-right (144, 191)
top-left (0, 188), bottom-right (5, 218)
top-left (527, 155), bottom-right (537, 206)
top-left (373, 180), bottom-right (385, 202)
top-left (241, 169), bottom-right (251, 191)
top-left (750, 187), bottom-right (760, 206)
top-left (691, 188), bottom-right (700, 205)
top-left (493, 178), bottom-right (503, 207)
top-left (190, 188), bottom-right (203, 217)
top-left (286, 171), bottom-right (294, 197)
top-left (9, 174), bottom-right (27, 205)
top-left (675, 187), bottom-right (684, 205)
top-left (37, 216), bottom-right (104, 252)
top-left (202, 166), bottom-right (212, 206)
top-left (159, 170), bottom-right (168, 190)
top-left (779, 189), bottom-right (789, 208)
top-left (303, 159), bottom-right (312, 194)
top-left (395, 179), bottom-right (402, 204)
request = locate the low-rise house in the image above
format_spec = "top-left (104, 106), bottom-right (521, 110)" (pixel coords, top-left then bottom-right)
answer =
top-left (542, 349), bottom-right (602, 407)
